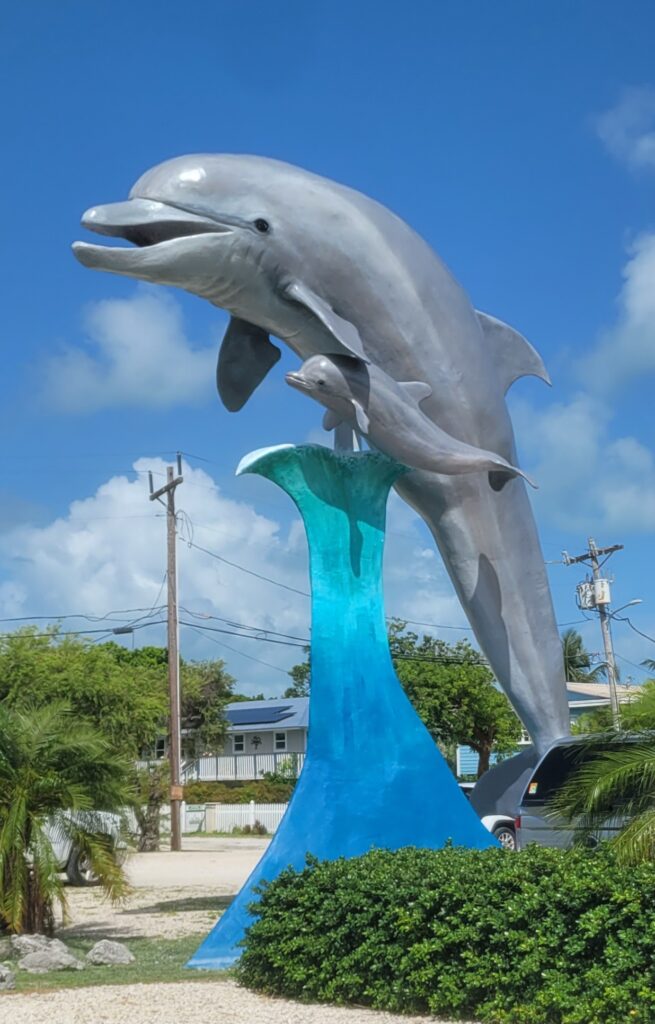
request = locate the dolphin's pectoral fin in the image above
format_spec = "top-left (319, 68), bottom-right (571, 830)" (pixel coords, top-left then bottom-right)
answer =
top-left (282, 280), bottom-right (369, 362)
top-left (399, 381), bottom-right (432, 406)
top-left (217, 317), bottom-right (281, 412)
top-left (322, 409), bottom-right (342, 431)
top-left (351, 400), bottom-right (370, 434)
top-left (476, 311), bottom-right (551, 393)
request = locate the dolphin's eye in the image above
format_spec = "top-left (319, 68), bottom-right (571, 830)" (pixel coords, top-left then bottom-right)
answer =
top-left (254, 218), bottom-right (270, 233)
top-left (317, 379), bottom-right (325, 386)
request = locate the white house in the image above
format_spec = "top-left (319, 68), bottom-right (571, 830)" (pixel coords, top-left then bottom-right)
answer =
top-left (182, 697), bottom-right (308, 783)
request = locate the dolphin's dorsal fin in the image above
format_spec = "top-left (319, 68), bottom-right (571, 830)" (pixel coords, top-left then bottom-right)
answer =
top-left (283, 280), bottom-right (369, 362)
top-left (399, 381), bottom-right (432, 405)
top-left (322, 409), bottom-right (342, 431)
top-left (217, 317), bottom-right (281, 412)
top-left (476, 311), bottom-right (551, 393)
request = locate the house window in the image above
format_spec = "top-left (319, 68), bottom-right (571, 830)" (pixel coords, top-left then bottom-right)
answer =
top-left (155, 737), bottom-right (166, 759)
top-left (233, 734), bottom-right (245, 753)
top-left (274, 732), bottom-right (287, 752)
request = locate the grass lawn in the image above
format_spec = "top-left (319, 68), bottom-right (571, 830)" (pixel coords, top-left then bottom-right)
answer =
top-left (9, 934), bottom-right (232, 992)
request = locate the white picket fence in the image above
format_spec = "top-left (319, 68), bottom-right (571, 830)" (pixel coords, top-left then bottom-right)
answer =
top-left (160, 801), bottom-right (288, 835)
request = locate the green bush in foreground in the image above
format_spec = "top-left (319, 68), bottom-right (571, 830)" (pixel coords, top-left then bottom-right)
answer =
top-left (237, 845), bottom-right (655, 1024)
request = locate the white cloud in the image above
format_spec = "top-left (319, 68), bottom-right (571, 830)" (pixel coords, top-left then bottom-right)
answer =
top-left (578, 233), bottom-right (655, 394)
top-left (41, 290), bottom-right (218, 413)
top-left (513, 391), bottom-right (655, 534)
top-left (511, 226), bottom-right (655, 535)
top-left (595, 86), bottom-right (655, 172)
top-left (0, 458), bottom-right (463, 694)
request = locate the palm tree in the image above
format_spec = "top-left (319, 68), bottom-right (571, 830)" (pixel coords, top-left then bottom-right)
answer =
top-left (561, 628), bottom-right (604, 683)
top-left (551, 681), bottom-right (655, 864)
top-left (550, 736), bottom-right (655, 864)
top-left (0, 703), bottom-right (132, 934)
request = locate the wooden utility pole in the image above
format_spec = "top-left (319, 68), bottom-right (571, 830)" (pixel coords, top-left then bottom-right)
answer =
top-left (563, 538), bottom-right (623, 729)
top-left (149, 455), bottom-right (184, 851)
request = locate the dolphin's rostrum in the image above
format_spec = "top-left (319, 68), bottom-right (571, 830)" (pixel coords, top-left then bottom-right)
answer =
top-left (73, 154), bottom-right (571, 799)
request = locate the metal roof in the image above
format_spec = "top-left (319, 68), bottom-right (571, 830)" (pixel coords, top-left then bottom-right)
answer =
top-left (225, 697), bottom-right (308, 733)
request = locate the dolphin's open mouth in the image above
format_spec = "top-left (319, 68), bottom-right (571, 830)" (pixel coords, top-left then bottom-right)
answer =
top-left (72, 197), bottom-right (235, 273)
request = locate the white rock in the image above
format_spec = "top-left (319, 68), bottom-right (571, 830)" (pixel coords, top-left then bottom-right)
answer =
top-left (0, 963), bottom-right (15, 990)
top-left (86, 939), bottom-right (135, 965)
top-left (10, 933), bottom-right (50, 957)
top-left (18, 946), bottom-right (85, 973)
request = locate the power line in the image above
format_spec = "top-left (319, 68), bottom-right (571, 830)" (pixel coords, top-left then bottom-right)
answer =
top-left (182, 622), bottom-right (290, 676)
top-left (616, 617), bottom-right (655, 646)
top-left (180, 537), bottom-right (310, 598)
top-left (0, 620), bottom-right (167, 641)
top-left (179, 606), bottom-right (309, 643)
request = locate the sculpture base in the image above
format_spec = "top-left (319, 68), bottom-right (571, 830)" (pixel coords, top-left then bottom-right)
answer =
top-left (188, 445), bottom-right (495, 969)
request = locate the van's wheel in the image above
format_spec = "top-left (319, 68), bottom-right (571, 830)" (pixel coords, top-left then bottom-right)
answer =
top-left (492, 824), bottom-right (516, 851)
top-left (66, 847), bottom-right (100, 886)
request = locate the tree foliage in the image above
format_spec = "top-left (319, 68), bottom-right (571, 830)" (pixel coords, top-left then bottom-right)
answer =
top-left (0, 627), bottom-right (235, 759)
top-left (238, 844), bottom-right (655, 1024)
top-left (561, 628), bottom-right (604, 683)
top-left (0, 703), bottom-right (131, 934)
top-left (0, 627), bottom-right (167, 758)
top-left (388, 621), bottom-right (522, 776)
top-left (180, 659), bottom-right (235, 754)
top-left (284, 647), bottom-right (310, 698)
top-left (553, 681), bottom-right (655, 865)
top-left (551, 734), bottom-right (655, 866)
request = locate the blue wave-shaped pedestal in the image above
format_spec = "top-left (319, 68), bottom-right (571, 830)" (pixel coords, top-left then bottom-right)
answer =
top-left (188, 445), bottom-right (495, 969)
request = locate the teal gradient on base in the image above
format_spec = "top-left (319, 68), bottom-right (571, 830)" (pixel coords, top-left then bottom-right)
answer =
top-left (188, 445), bottom-right (495, 969)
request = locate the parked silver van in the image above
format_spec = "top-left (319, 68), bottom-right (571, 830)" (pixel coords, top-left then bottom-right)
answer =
top-left (515, 735), bottom-right (636, 850)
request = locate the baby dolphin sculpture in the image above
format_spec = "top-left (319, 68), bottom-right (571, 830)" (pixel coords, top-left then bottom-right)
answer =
top-left (286, 355), bottom-right (536, 488)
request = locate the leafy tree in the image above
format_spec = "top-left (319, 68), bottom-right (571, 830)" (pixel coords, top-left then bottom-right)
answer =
top-left (0, 627), bottom-right (167, 758)
top-left (0, 627), bottom-right (235, 759)
top-left (181, 659), bottom-right (235, 754)
top-left (284, 648), bottom-right (310, 699)
top-left (553, 681), bottom-right (655, 864)
top-left (561, 628), bottom-right (604, 682)
top-left (388, 622), bottom-right (522, 777)
top-left (0, 703), bottom-right (131, 934)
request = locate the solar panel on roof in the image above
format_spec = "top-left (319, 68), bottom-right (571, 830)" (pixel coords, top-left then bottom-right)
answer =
top-left (227, 705), bottom-right (295, 726)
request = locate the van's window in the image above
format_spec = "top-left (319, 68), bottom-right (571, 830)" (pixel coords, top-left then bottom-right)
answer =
top-left (523, 741), bottom-right (635, 805)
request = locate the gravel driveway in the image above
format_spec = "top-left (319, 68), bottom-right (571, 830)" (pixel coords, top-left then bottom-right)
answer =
top-left (4, 838), bottom-right (472, 1023)
top-left (4, 979), bottom-right (453, 1024)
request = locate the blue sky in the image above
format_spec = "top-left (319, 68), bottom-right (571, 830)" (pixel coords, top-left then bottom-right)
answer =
top-left (1, 2), bottom-right (654, 694)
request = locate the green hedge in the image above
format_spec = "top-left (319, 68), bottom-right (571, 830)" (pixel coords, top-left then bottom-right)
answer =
top-left (237, 845), bottom-right (655, 1024)
top-left (183, 779), bottom-right (294, 804)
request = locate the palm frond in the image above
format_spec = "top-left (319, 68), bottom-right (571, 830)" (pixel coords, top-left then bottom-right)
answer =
top-left (610, 807), bottom-right (655, 866)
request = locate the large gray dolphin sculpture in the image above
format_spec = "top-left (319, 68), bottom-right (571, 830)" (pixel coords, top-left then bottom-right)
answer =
top-left (72, 154), bottom-right (571, 801)
top-left (286, 354), bottom-right (537, 488)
